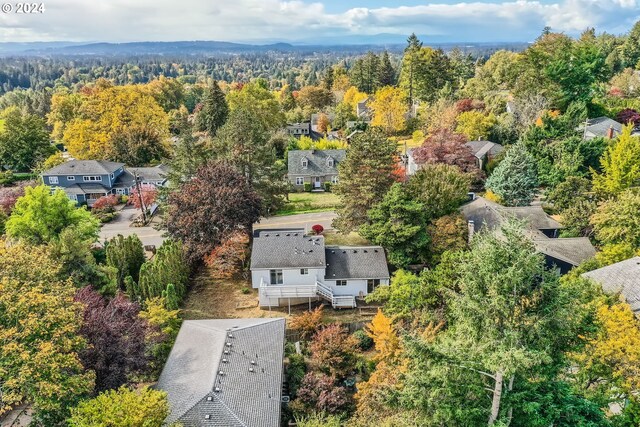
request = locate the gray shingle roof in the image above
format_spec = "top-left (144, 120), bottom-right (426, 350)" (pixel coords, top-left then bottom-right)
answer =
top-left (156, 318), bottom-right (285, 427)
top-left (126, 165), bottom-right (169, 182)
top-left (250, 231), bottom-right (326, 269)
top-left (464, 140), bottom-right (504, 159)
top-left (287, 149), bottom-right (345, 176)
top-left (325, 246), bottom-right (390, 280)
top-left (44, 160), bottom-right (124, 175)
top-left (583, 117), bottom-right (623, 138)
top-left (582, 257), bottom-right (640, 312)
top-left (461, 197), bottom-right (595, 268)
top-left (532, 236), bottom-right (597, 267)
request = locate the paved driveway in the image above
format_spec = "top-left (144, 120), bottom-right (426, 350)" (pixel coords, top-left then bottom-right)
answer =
top-left (254, 211), bottom-right (337, 232)
top-left (99, 206), bottom-right (166, 247)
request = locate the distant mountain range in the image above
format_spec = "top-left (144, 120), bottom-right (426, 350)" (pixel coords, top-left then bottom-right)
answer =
top-left (0, 38), bottom-right (530, 56)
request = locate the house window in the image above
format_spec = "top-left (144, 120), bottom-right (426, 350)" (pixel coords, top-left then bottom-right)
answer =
top-left (301, 159), bottom-right (308, 168)
top-left (296, 177), bottom-right (304, 185)
top-left (270, 269), bottom-right (283, 285)
top-left (67, 176), bottom-right (75, 181)
top-left (116, 188), bottom-right (126, 195)
top-left (367, 279), bottom-right (380, 293)
top-left (331, 176), bottom-right (338, 184)
top-left (83, 176), bottom-right (102, 182)
top-left (327, 158), bottom-right (334, 167)
top-left (336, 280), bottom-right (347, 286)
top-left (48, 176), bottom-right (59, 184)
top-left (300, 268), bottom-right (309, 275)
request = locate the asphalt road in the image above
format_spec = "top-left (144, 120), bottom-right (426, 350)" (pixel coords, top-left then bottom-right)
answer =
top-left (99, 206), bottom-right (166, 248)
top-left (253, 211), bottom-right (337, 232)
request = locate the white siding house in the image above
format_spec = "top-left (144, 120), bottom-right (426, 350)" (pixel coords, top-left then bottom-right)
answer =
top-left (250, 229), bottom-right (390, 309)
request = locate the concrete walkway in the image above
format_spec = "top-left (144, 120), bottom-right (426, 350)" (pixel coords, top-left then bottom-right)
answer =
top-left (99, 205), bottom-right (166, 247)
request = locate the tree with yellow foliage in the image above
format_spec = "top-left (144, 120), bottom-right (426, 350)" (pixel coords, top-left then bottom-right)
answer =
top-left (455, 110), bottom-right (497, 140)
top-left (0, 241), bottom-right (94, 424)
top-left (365, 309), bottom-right (400, 362)
top-left (370, 86), bottom-right (407, 134)
top-left (343, 86), bottom-right (368, 113)
top-left (591, 125), bottom-right (640, 196)
top-left (61, 84), bottom-right (169, 164)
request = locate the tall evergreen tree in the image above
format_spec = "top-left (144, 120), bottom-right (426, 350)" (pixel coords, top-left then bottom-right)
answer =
top-left (402, 33), bottom-right (423, 106)
top-left (333, 128), bottom-right (397, 232)
top-left (105, 234), bottom-right (146, 292)
top-left (195, 80), bottom-right (228, 136)
top-left (485, 145), bottom-right (539, 206)
top-left (138, 239), bottom-right (189, 301)
top-left (378, 50), bottom-right (396, 87)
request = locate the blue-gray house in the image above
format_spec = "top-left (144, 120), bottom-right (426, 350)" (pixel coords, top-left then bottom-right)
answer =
top-left (42, 160), bottom-right (169, 206)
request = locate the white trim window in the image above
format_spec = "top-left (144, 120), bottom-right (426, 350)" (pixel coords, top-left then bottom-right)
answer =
top-left (300, 268), bottom-right (309, 275)
top-left (301, 158), bottom-right (308, 168)
top-left (327, 158), bottom-right (334, 167)
top-left (83, 176), bottom-right (102, 182)
top-left (336, 280), bottom-right (347, 286)
top-left (48, 176), bottom-right (59, 184)
top-left (270, 269), bottom-right (283, 285)
top-left (295, 177), bottom-right (304, 185)
top-left (331, 176), bottom-right (338, 184)
top-left (67, 176), bottom-right (75, 181)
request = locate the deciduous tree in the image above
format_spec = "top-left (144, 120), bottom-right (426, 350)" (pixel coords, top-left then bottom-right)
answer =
top-left (203, 230), bottom-right (250, 279)
top-left (309, 324), bottom-right (359, 379)
top-left (370, 86), bottom-right (406, 134)
top-left (412, 128), bottom-right (478, 175)
top-left (0, 106), bottom-right (54, 171)
top-left (166, 161), bottom-right (262, 262)
top-left (289, 306), bottom-right (324, 341)
top-left (591, 188), bottom-right (640, 250)
top-left (592, 126), bottom-right (640, 195)
top-left (407, 164), bottom-right (471, 218)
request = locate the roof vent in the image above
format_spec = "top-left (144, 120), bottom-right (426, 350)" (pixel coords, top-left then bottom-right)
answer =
top-left (342, 250), bottom-right (346, 254)
top-left (222, 358), bottom-right (228, 363)
top-left (226, 342), bottom-right (232, 347)
top-left (228, 333), bottom-right (233, 338)
top-left (223, 350), bottom-right (230, 355)
top-left (309, 249), bottom-right (313, 253)
top-left (214, 387), bottom-right (221, 393)
top-left (265, 234), bottom-right (269, 237)
top-left (374, 249), bottom-right (378, 253)
top-left (331, 250), bottom-right (335, 254)
top-left (294, 233), bottom-right (298, 236)
top-left (275, 233), bottom-right (280, 237)
top-left (249, 367), bottom-right (255, 373)
top-left (251, 360), bottom-right (256, 365)
top-left (207, 396), bottom-right (213, 401)
top-left (205, 414), bottom-right (211, 420)
top-left (364, 250), bottom-right (368, 253)
top-left (353, 250), bottom-right (358, 253)
top-left (218, 370), bottom-right (224, 375)
top-left (286, 233), bottom-right (290, 236)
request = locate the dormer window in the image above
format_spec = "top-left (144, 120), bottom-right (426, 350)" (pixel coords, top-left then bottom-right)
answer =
top-left (301, 158), bottom-right (308, 168)
top-left (327, 157), bottom-right (334, 167)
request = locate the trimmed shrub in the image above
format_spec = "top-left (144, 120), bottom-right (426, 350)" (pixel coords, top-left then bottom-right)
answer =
top-left (324, 182), bottom-right (332, 192)
top-left (311, 224), bottom-right (324, 235)
top-left (304, 182), bottom-right (312, 192)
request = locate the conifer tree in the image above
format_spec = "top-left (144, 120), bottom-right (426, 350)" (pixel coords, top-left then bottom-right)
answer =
top-left (195, 80), bottom-right (228, 136)
top-left (378, 50), bottom-right (396, 87)
top-left (162, 284), bottom-right (180, 311)
top-left (106, 234), bottom-right (146, 291)
top-left (485, 144), bottom-right (538, 206)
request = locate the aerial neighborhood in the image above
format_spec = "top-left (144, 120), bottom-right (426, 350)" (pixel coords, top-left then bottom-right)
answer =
top-left (2, 15), bottom-right (640, 427)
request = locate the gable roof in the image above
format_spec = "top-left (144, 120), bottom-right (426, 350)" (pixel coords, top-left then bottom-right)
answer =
top-left (287, 149), bottom-right (346, 176)
top-left (126, 165), bottom-right (169, 182)
top-left (583, 117), bottom-right (623, 138)
top-left (156, 318), bottom-right (285, 427)
top-left (465, 140), bottom-right (504, 159)
top-left (325, 246), bottom-right (390, 280)
top-left (44, 160), bottom-right (124, 176)
top-left (582, 257), bottom-right (640, 312)
top-left (250, 231), bottom-right (326, 269)
top-left (461, 197), bottom-right (594, 268)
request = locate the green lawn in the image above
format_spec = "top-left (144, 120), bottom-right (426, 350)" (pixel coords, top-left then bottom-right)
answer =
top-left (276, 191), bottom-right (341, 216)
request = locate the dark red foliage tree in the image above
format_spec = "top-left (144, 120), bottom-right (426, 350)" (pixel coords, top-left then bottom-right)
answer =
top-left (295, 372), bottom-right (350, 414)
top-left (129, 184), bottom-right (158, 210)
top-left (75, 286), bottom-right (151, 392)
top-left (311, 224), bottom-right (324, 235)
top-left (92, 194), bottom-right (119, 212)
top-left (0, 180), bottom-right (34, 213)
top-left (166, 160), bottom-right (262, 262)
top-left (412, 128), bottom-right (479, 175)
top-left (455, 98), bottom-right (485, 114)
top-left (616, 109), bottom-right (640, 127)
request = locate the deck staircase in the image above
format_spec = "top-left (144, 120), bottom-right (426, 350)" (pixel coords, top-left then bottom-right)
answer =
top-left (316, 281), bottom-right (356, 309)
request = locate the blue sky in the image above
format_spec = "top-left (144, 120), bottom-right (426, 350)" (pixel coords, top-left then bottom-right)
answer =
top-left (0, 0), bottom-right (638, 43)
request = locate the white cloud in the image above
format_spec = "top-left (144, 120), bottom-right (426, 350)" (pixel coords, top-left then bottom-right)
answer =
top-left (0, 0), bottom-right (637, 43)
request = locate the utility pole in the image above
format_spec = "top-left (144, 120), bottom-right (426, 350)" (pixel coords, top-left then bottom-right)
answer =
top-left (134, 173), bottom-right (147, 224)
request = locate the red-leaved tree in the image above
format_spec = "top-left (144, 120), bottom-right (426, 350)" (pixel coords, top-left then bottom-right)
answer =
top-left (0, 181), bottom-right (34, 214)
top-left (92, 194), bottom-right (119, 212)
top-left (295, 372), bottom-right (350, 414)
top-left (309, 323), bottom-right (359, 379)
top-left (129, 185), bottom-right (158, 210)
top-left (75, 286), bottom-right (151, 392)
top-left (413, 128), bottom-right (479, 176)
top-left (311, 224), bottom-right (324, 235)
top-left (617, 109), bottom-right (640, 127)
top-left (166, 160), bottom-right (262, 262)
top-left (204, 230), bottom-right (250, 278)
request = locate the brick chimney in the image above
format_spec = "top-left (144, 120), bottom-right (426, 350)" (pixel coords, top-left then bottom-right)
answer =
top-left (467, 220), bottom-right (475, 244)
top-left (607, 125), bottom-right (615, 139)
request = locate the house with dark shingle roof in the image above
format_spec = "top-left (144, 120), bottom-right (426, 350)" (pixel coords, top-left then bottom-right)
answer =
top-left (41, 160), bottom-right (169, 207)
top-left (156, 318), bottom-right (285, 427)
top-left (582, 257), bottom-right (640, 313)
top-left (464, 140), bottom-right (504, 170)
top-left (287, 149), bottom-right (345, 190)
top-left (580, 117), bottom-right (623, 140)
top-left (285, 122), bottom-right (323, 141)
top-left (461, 196), bottom-right (596, 274)
top-left (250, 229), bottom-right (389, 308)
